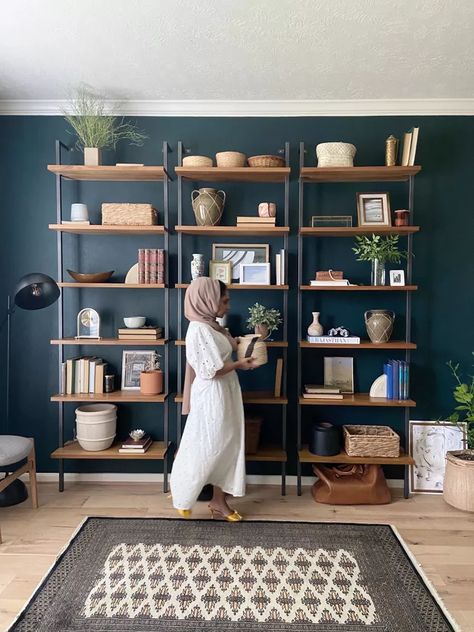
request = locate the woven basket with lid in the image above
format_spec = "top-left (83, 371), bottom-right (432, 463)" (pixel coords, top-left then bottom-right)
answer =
top-left (343, 425), bottom-right (400, 458)
top-left (316, 142), bottom-right (356, 167)
top-left (215, 151), bottom-right (247, 167)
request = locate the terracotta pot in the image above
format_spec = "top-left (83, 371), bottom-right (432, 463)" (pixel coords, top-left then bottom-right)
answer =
top-left (254, 324), bottom-right (270, 340)
top-left (140, 370), bottom-right (163, 395)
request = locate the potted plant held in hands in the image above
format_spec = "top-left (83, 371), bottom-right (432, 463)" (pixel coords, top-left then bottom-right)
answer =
top-left (63, 85), bottom-right (147, 166)
top-left (246, 303), bottom-right (282, 341)
top-left (443, 354), bottom-right (474, 512)
top-left (353, 234), bottom-right (407, 286)
top-left (140, 353), bottom-right (163, 396)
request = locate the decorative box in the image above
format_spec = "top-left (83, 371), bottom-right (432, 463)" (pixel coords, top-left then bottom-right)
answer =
top-left (101, 203), bottom-right (158, 226)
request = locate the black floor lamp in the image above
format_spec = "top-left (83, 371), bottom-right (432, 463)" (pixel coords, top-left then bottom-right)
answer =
top-left (0, 273), bottom-right (60, 507)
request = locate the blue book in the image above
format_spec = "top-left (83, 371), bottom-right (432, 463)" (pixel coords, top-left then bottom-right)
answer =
top-left (386, 361), bottom-right (393, 399)
top-left (404, 362), bottom-right (410, 400)
top-left (399, 361), bottom-right (404, 400)
top-left (393, 360), bottom-right (400, 400)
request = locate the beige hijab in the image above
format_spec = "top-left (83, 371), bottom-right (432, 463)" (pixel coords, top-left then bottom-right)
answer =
top-left (182, 277), bottom-right (237, 414)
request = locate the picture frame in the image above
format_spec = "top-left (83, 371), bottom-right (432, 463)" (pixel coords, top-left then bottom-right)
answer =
top-left (209, 260), bottom-right (232, 284)
top-left (311, 215), bottom-right (353, 228)
top-left (324, 357), bottom-right (354, 393)
top-left (409, 421), bottom-right (467, 494)
top-left (357, 193), bottom-right (391, 227)
top-left (240, 263), bottom-right (271, 285)
top-left (212, 243), bottom-right (269, 282)
top-left (389, 269), bottom-right (405, 286)
top-left (121, 350), bottom-right (156, 390)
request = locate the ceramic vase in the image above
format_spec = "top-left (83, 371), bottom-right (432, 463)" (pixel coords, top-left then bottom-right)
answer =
top-left (191, 254), bottom-right (205, 280)
top-left (191, 188), bottom-right (226, 226)
top-left (365, 309), bottom-right (395, 343)
top-left (140, 370), bottom-right (163, 395)
top-left (254, 324), bottom-right (270, 340)
top-left (371, 259), bottom-right (386, 286)
top-left (307, 311), bottom-right (324, 337)
top-left (258, 202), bottom-right (276, 218)
top-left (84, 147), bottom-right (101, 166)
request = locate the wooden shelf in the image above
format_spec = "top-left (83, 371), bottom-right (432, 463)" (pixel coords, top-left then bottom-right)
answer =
top-left (300, 226), bottom-right (420, 237)
top-left (59, 282), bottom-right (166, 289)
top-left (300, 284), bottom-right (418, 291)
top-left (47, 165), bottom-right (168, 181)
top-left (51, 440), bottom-right (170, 460)
top-left (51, 338), bottom-right (168, 346)
top-left (175, 166), bottom-right (290, 183)
top-left (176, 283), bottom-right (288, 291)
top-left (51, 391), bottom-right (169, 403)
top-left (246, 446), bottom-right (287, 462)
top-left (175, 225), bottom-right (289, 236)
top-left (49, 224), bottom-right (167, 235)
top-left (299, 446), bottom-right (414, 465)
top-left (175, 339), bottom-right (288, 347)
top-left (176, 391), bottom-right (287, 405)
top-left (299, 393), bottom-right (415, 407)
top-left (300, 166), bottom-right (421, 182)
top-left (300, 340), bottom-right (416, 349)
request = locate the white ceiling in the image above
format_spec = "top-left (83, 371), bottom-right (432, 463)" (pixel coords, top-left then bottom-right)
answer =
top-left (1, 0), bottom-right (473, 115)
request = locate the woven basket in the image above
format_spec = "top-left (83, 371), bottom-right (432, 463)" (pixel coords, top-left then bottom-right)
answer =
top-left (343, 425), bottom-right (400, 458)
top-left (102, 203), bottom-right (158, 226)
top-left (248, 155), bottom-right (285, 168)
top-left (237, 334), bottom-right (268, 366)
top-left (316, 142), bottom-right (356, 168)
top-left (443, 450), bottom-right (474, 512)
top-left (245, 415), bottom-right (263, 454)
top-left (182, 155), bottom-right (213, 167)
top-left (215, 151), bottom-right (247, 167)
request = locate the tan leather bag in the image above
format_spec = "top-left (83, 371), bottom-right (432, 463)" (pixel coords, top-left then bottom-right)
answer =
top-left (311, 464), bottom-right (391, 505)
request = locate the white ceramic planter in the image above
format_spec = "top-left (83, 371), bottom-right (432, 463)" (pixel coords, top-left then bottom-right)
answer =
top-left (76, 434), bottom-right (116, 451)
top-left (75, 404), bottom-right (117, 451)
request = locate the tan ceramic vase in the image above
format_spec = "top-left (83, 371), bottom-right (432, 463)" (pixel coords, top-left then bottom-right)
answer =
top-left (140, 370), bottom-right (163, 395)
top-left (191, 188), bottom-right (226, 226)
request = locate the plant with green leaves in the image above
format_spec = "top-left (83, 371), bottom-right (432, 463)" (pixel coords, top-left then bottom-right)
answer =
top-left (63, 85), bottom-right (147, 150)
top-left (446, 353), bottom-right (474, 450)
top-left (246, 303), bottom-right (282, 335)
top-left (352, 234), bottom-right (407, 263)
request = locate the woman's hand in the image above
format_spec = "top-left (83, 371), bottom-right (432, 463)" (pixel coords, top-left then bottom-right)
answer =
top-left (238, 357), bottom-right (259, 371)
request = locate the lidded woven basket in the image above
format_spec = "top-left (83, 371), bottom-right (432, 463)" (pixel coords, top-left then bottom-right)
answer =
top-left (343, 425), bottom-right (400, 458)
top-left (215, 151), bottom-right (247, 167)
top-left (316, 142), bottom-right (356, 167)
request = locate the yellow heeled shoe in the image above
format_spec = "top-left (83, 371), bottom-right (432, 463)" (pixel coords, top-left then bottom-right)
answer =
top-left (177, 509), bottom-right (192, 518)
top-left (208, 506), bottom-right (243, 522)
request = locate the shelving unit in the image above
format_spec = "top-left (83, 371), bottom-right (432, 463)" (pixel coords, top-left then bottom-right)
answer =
top-left (297, 143), bottom-right (421, 498)
top-left (175, 142), bottom-right (290, 494)
top-left (48, 142), bottom-right (171, 492)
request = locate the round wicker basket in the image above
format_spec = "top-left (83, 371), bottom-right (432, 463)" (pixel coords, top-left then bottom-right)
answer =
top-left (215, 151), bottom-right (247, 167)
top-left (248, 155), bottom-right (285, 168)
top-left (237, 334), bottom-right (268, 366)
top-left (316, 142), bottom-right (356, 167)
top-left (182, 155), bottom-right (213, 168)
top-left (443, 450), bottom-right (474, 512)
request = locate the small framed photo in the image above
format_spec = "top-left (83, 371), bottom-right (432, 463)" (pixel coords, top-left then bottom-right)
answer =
top-left (212, 243), bottom-right (269, 282)
top-left (324, 357), bottom-right (354, 393)
top-left (357, 193), bottom-right (391, 227)
top-left (209, 260), bottom-right (232, 284)
top-left (240, 263), bottom-right (271, 285)
top-left (121, 350), bottom-right (156, 390)
top-left (389, 269), bottom-right (405, 286)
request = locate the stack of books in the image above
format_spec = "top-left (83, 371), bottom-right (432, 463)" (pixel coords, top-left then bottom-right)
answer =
top-left (138, 249), bottom-right (165, 284)
top-left (118, 433), bottom-right (152, 454)
top-left (400, 127), bottom-right (419, 167)
top-left (61, 357), bottom-right (107, 395)
top-left (302, 385), bottom-right (344, 400)
top-left (236, 216), bottom-right (276, 229)
top-left (384, 360), bottom-right (410, 400)
top-left (310, 270), bottom-right (352, 287)
top-left (118, 327), bottom-right (162, 341)
top-left (275, 248), bottom-right (286, 285)
top-left (307, 335), bottom-right (361, 344)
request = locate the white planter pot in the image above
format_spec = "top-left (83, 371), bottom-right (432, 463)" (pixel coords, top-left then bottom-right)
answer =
top-left (75, 404), bottom-right (117, 446)
top-left (76, 434), bottom-right (116, 452)
top-left (84, 147), bottom-right (101, 166)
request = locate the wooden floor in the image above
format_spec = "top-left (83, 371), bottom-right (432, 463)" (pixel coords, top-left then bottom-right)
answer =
top-left (0, 482), bottom-right (473, 631)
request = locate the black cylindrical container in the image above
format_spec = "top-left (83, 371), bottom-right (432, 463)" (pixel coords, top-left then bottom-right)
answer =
top-left (310, 422), bottom-right (341, 456)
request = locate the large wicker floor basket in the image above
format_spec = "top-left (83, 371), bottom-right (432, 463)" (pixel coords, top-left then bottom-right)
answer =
top-left (443, 450), bottom-right (474, 512)
top-left (343, 425), bottom-right (400, 458)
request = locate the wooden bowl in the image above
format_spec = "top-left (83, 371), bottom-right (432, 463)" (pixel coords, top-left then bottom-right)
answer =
top-left (67, 269), bottom-right (114, 283)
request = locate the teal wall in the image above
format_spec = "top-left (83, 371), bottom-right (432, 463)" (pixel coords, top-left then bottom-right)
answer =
top-left (0, 115), bottom-right (473, 479)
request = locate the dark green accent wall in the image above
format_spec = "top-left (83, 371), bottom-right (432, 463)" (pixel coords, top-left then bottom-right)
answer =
top-left (0, 115), bottom-right (473, 479)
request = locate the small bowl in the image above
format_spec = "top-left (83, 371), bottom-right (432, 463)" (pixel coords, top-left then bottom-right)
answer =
top-left (124, 316), bottom-right (146, 328)
top-left (67, 269), bottom-right (114, 283)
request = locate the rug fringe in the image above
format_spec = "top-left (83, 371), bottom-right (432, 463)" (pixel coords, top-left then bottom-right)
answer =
top-left (389, 525), bottom-right (461, 632)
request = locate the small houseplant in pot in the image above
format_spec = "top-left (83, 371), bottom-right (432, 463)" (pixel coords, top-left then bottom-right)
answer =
top-left (353, 234), bottom-right (407, 286)
top-left (140, 353), bottom-right (163, 395)
top-left (443, 354), bottom-right (474, 512)
top-left (246, 303), bottom-right (282, 340)
top-left (63, 85), bottom-right (147, 166)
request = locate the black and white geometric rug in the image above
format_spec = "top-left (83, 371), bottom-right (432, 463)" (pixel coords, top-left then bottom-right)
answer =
top-left (9, 518), bottom-right (459, 631)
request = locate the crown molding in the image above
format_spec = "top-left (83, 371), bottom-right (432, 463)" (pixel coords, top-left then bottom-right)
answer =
top-left (1, 98), bottom-right (474, 117)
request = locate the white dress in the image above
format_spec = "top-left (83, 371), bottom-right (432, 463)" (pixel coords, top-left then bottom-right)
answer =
top-left (170, 322), bottom-right (246, 509)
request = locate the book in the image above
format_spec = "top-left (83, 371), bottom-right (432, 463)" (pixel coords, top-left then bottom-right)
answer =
top-left (309, 279), bottom-right (350, 286)
top-left (144, 248), bottom-right (151, 284)
top-left (280, 248), bottom-right (286, 284)
top-left (118, 443), bottom-right (151, 454)
top-left (401, 132), bottom-right (412, 166)
top-left (408, 127), bottom-right (419, 166)
top-left (115, 163), bottom-right (144, 167)
top-left (118, 328), bottom-right (162, 334)
top-left (66, 358), bottom-right (78, 394)
top-left (393, 360), bottom-right (400, 400)
top-left (60, 362), bottom-right (67, 395)
top-left (304, 385), bottom-right (341, 394)
top-left (236, 216), bottom-right (275, 224)
top-left (138, 249), bottom-right (145, 284)
top-left (74, 359), bottom-right (81, 393)
top-left (149, 248), bottom-right (157, 284)
top-left (274, 358), bottom-right (283, 397)
top-left (95, 362), bottom-right (107, 394)
top-left (121, 434), bottom-right (152, 449)
top-left (302, 393), bottom-right (344, 400)
top-left (118, 335), bottom-right (162, 340)
top-left (307, 336), bottom-right (360, 344)
top-left (403, 362), bottom-right (410, 400)
top-left (275, 254), bottom-right (281, 285)
top-left (89, 358), bottom-right (102, 393)
top-left (61, 220), bottom-right (91, 225)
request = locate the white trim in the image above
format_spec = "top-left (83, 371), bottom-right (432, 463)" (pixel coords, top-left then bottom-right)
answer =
top-left (1, 98), bottom-right (474, 117)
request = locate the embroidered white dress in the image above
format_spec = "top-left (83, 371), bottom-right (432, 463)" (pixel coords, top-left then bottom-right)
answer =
top-left (170, 322), bottom-right (246, 509)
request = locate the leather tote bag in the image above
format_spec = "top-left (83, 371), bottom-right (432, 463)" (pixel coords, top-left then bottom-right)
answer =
top-left (311, 463), bottom-right (391, 505)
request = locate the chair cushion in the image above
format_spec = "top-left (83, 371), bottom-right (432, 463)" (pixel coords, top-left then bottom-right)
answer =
top-left (0, 436), bottom-right (33, 467)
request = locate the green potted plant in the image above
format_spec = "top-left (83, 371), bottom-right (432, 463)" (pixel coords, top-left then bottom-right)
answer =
top-left (352, 234), bottom-right (407, 285)
top-left (246, 303), bottom-right (282, 340)
top-left (443, 354), bottom-right (474, 512)
top-left (140, 353), bottom-right (163, 396)
top-left (63, 85), bottom-right (147, 166)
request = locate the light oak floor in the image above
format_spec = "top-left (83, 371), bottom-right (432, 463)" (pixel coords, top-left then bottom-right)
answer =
top-left (0, 483), bottom-right (473, 631)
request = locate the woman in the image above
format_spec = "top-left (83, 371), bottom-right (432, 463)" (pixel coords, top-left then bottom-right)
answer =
top-left (170, 277), bottom-right (257, 521)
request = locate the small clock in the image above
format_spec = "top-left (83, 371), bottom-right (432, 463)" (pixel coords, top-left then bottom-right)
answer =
top-left (76, 308), bottom-right (101, 339)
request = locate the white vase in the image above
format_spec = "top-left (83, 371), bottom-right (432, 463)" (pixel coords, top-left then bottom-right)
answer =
top-left (84, 147), bottom-right (101, 166)
top-left (191, 254), bottom-right (205, 280)
top-left (307, 312), bottom-right (323, 337)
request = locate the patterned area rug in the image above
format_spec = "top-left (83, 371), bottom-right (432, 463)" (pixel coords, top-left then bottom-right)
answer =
top-left (9, 518), bottom-right (458, 631)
